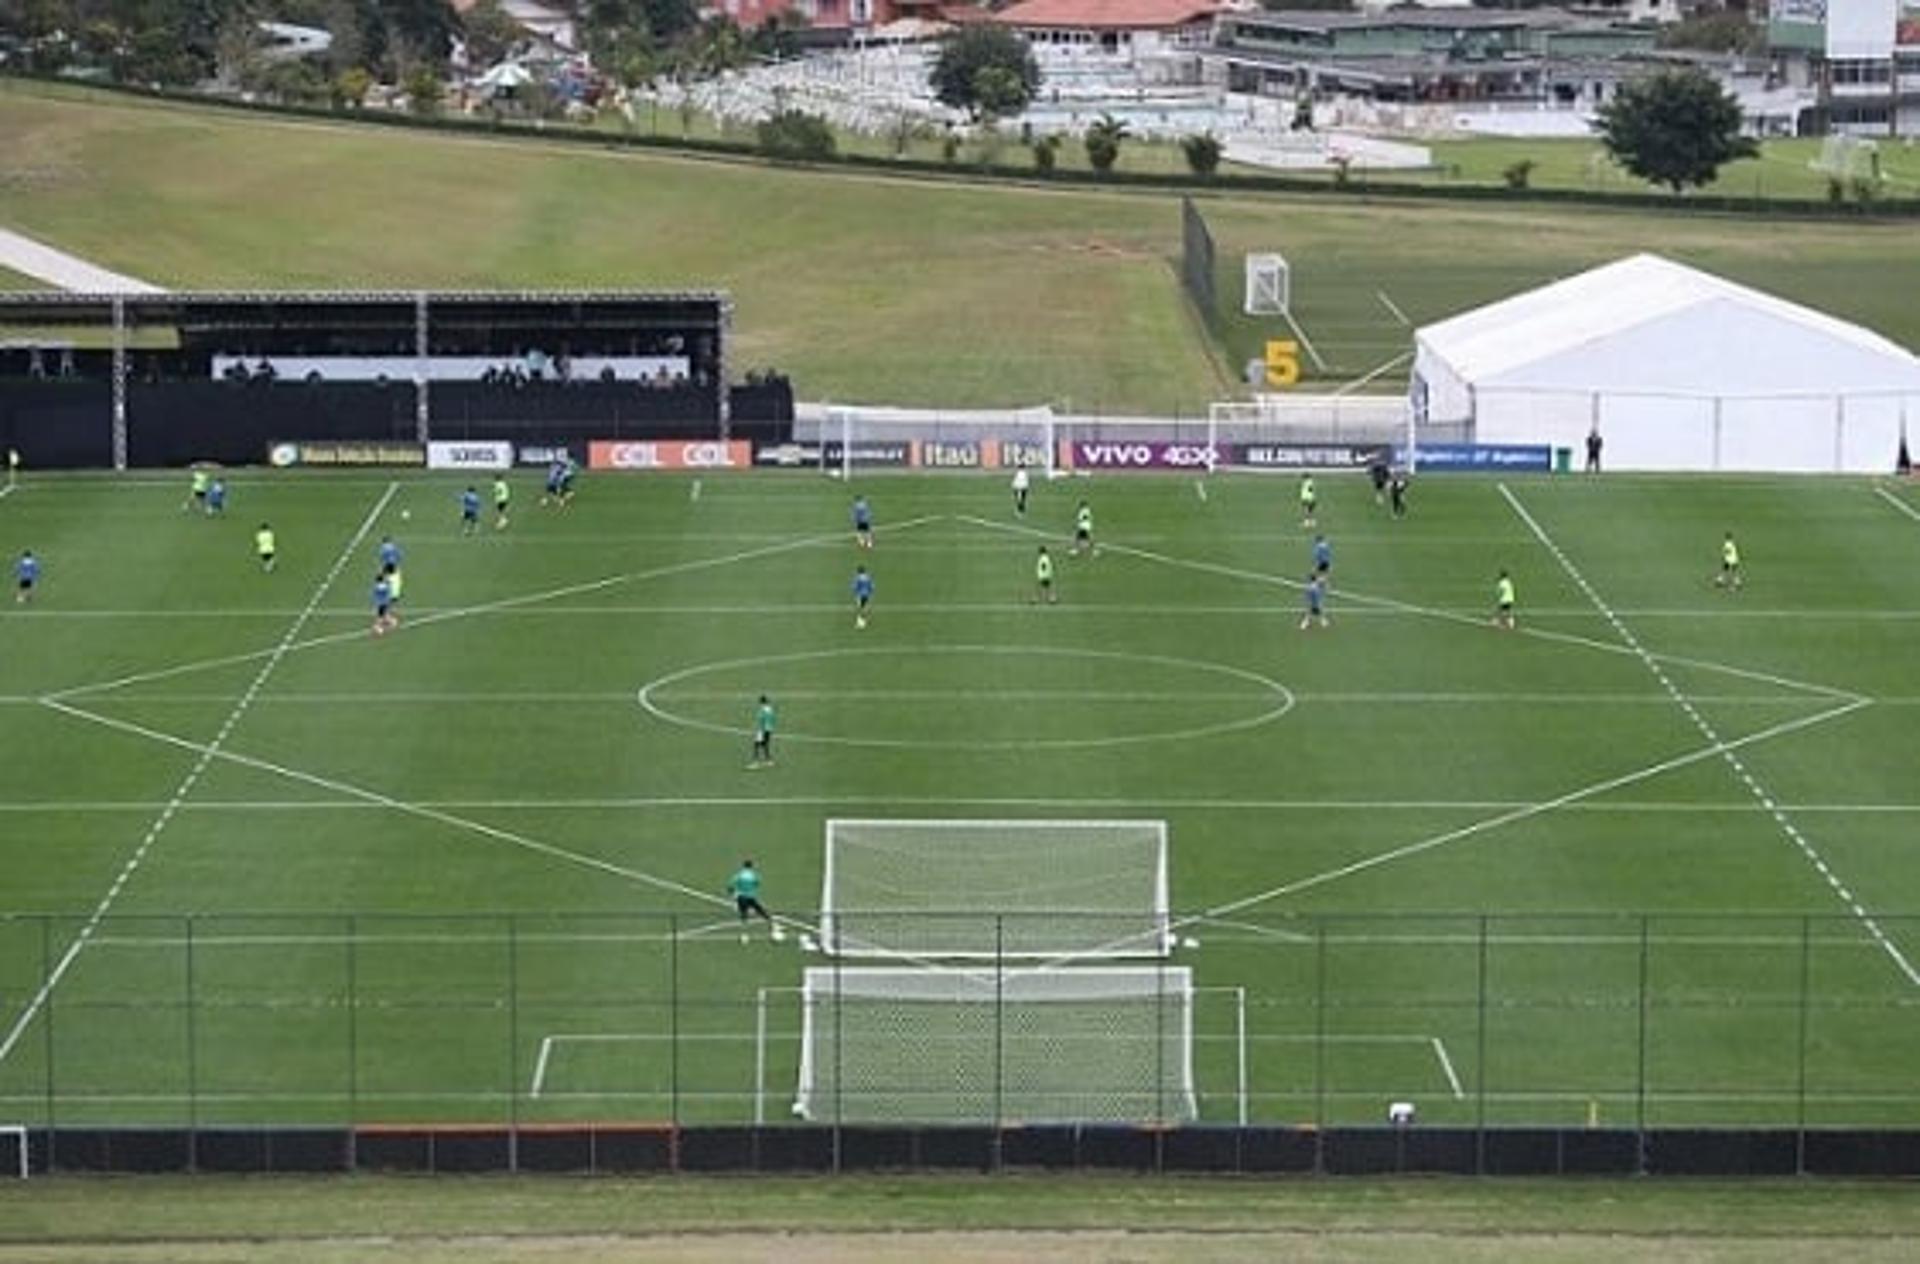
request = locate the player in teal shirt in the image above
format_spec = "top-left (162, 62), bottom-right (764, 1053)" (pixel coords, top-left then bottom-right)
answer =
top-left (749, 695), bottom-right (776, 768)
top-left (728, 860), bottom-right (778, 942)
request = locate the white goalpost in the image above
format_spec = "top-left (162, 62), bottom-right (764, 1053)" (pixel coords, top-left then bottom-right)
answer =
top-left (818, 819), bottom-right (1171, 960)
top-left (1244, 253), bottom-right (1291, 316)
top-left (793, 966), bottom-right (1197, 1124)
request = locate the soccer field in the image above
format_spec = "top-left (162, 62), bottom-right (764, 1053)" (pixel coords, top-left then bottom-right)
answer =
top-left (3, 468), bottom-right (1920, 1131)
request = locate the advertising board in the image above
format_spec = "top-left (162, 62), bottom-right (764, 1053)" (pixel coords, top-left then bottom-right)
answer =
top-left (426, 441), bottom-right (514, 471)
top-left (588, 440), bottom-right (751, 471)
top-left (1402, 444), bottom-right (1553, 472)
top-left (267, 441), bottom-right (425, 468)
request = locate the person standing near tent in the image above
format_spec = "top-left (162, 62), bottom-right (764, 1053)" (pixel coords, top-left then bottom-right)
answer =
top-left (1586, 426), bottom-right (1604, 473)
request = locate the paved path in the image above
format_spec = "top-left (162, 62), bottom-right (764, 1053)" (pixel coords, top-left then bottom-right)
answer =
top-left (0, 226), bottom-right (162, 292)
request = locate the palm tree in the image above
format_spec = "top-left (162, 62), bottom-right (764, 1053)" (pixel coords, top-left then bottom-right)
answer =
top-left (1084, 112), bottom-right (1130, 174)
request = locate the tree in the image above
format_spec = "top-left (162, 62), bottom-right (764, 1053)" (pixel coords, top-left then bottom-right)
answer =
top-left (334, 64), bottom-right (373, 105)
top-left (756, 108), bottom-right (836, 160)
top-left (930, 26), bottom-right (1039, 121)
top-left (460, 0), bottom-right (526, 66)
top-left (403, 62), bottom-right (442, 114)
top-left (1181, 132), bottom-right (1222, 177)
top-left (1031, 133), bottom-right (1061, 173)
top-left (1083, 112), bottom-right (1129, 174)
top-left (1501, 157), bottom-right (1536, 190)
top-left (1657, 6), bottom-right (1761, 55)
top-left (1595, 67), bottom-right (1757, 195)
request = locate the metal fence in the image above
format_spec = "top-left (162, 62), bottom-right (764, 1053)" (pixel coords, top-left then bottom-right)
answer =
top-left (3, 911), bottom-right (1917, 1130)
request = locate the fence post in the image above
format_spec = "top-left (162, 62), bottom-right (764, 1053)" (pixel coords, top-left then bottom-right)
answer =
top-left (41, 916), bottom-right (55, 1166)
top-left (346, 913), bottom-right (358, 1157)
top-left (1313, 918), bottom-right (1327, 1157)
top-left (994, 914), bottom-right (1005, 1137)
top-left (1635, 914), bottom-right (1650, 1151)
top-left (1476, 913), bottom-right (1488, 1173)
top-left (185, 914), bottom-right (198, 1165)
top-left (669, 912), bottom-right (679, 1131)
top-left (1796, 914), bottom-right (1812, 1171)
top-left (507, 914), bottom-right (519, 1172)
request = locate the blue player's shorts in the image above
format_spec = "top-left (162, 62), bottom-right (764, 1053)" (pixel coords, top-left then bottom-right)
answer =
top-left (375, 602), bottom-right (390, 618)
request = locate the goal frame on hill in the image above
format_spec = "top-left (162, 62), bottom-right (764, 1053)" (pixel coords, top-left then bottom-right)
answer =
top-left (791, 965), bottom-right (1198, 1125)
top-left (819, 818), bottom-right (1172, 961)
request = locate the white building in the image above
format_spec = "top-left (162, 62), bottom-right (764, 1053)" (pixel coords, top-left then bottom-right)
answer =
top-left (1411, 254), bottom-right (1920, 473)
top-left (1768, 0), bottom-right (1919, 135)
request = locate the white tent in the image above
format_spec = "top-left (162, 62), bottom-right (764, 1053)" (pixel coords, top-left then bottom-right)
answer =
top-left (1411, 254), bottom-right (1920, 473)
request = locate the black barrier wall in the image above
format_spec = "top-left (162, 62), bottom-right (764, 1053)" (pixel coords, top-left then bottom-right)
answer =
top-left (18, 1125), bottom-right (1920, 1177)
top-left (0, 382), bottom-right (114, 468)
top-left (127, 382), bottom-right (418, 466)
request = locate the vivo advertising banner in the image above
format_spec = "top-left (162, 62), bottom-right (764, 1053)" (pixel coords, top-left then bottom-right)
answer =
top-left (588, 440), bottom-right (751, 471)
top-left (427, 441), bottom-right (514, 471)
top-left (1401, 444), bottom-right (1552, 472)
top-left (1059, 440), bottom-right (1224, 471)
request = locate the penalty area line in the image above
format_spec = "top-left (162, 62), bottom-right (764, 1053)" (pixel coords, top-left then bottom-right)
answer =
top-left (1876, 485), bottom-right (1920, 523)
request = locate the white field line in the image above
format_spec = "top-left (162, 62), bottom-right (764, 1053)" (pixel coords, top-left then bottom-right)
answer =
top-left (956, 514), bottom-right (1857, 701)
top-left (1194, 480), bottom-right (1208, 502)
top-left (690, 479), bottom-right (701, 502)
top-left (1501, 482), bottom-right (1920, 991)
top-left (1430, 1037), bottom-right (1465, 1100)
top-left (36, 699), bottom-right (750, 922)
top-left (0, 482), bottom-right (398, 1070)
top-left (1376, 289), bottom-right (1412, 327)
top-left (1188, 698), bottom-right (1870, 924)
top-left (44, 515), bottom-right (941, 701)
top-left (14, 603), bottom-right (1920, 620)
top-left (0, 485), bottom-right (16, 503)
top-left (1282, 309), bottom-right (1329, 371)
top-left (88, 921), bottom-right (746, 950)
top-left (530, 1037), bottom-right (555, 1098)
top-left (0, 688), bottom-right (1822, 706)
top-left (1876, 485), bottom-right (1920, 523)
top-left (12, 795), bottom-right (1920, 815)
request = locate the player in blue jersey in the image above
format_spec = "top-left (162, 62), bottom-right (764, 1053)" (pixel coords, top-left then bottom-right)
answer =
top-left (206, 478), bottom-right (227, 516)
top-left (15, 550), bottom-right (39, 603)
top-left (460, 487), bottom-right (481, 536)
top-left (557, 453), bottom-right (577, 505)
top-left (1300, 571), bottom-right (1328, 630)
top-left (852, 495), bottom-right (873, 550)
top-left (371, 571), bottom-right (395, 636)
top-left (378, 535), bottom-right (402, 572)
top-left (1311, 533), bottom-right (1332, 578)
top-left (853, 564), bottom-right (874, 629)
top-left (542, 457), bottom-right (564, 505)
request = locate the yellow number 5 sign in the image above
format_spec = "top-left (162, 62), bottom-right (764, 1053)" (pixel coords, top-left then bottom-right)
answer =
top-left (1264, 339), bottom-right (1301, 389)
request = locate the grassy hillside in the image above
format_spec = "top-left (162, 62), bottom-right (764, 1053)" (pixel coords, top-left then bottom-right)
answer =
top-left (2, 82), bottom-right (1918, 409)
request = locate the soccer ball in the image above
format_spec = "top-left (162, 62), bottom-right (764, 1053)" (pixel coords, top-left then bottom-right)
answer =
top-left (401, 509), bottom-right (411, 521)
top-left (790, 1101), bottom-right (806, 1117)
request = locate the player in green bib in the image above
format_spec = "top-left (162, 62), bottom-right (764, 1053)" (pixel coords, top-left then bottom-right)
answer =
top-left (1715, 532), bottom-right (1742, 591)
top-left (1034, 545), bottom-right (1056, 604)
top-left (186, 469), bottom-right (210, 513)
top-left (749, 695), bottom-right (776, 768)
top-left (492, 477), bottom-right (511, 531)
top-left (1299, 474), bottom-right (1317, 529)
top-left (1073, 501), bottom-right (1095, 557)
top-left (727, 859), bottom-right (779, 943)
top-left (1494, 570), bottom-right (1516, 630)
top-left (255, 523), bottom-right (277, 573)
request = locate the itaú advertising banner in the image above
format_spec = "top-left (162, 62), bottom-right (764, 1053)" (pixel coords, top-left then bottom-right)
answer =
top-left (588, 440), bottom-right (751, 471)
top-left (1058, 440), bottom-right (1224, 471)
top-left (427, 440), bottom-right (514, 471)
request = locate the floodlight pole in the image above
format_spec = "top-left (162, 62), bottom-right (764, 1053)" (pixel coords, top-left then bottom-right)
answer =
top-left (110, 296), bottom-right (127, 471)
top-left (413, 292), bottom-right (431, 445)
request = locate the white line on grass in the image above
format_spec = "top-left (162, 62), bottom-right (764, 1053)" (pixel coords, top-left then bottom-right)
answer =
top-left (1875, 485), bottom-right (1920, 523)
top-left (0, 481), bottom-right (399, 1070)
top-left (955, 514), bottom-right (1857, 701)
top-left (1191, 697), bottom-right (1868, 922)
top-left (1499, 482), bottom-right (1920, 990)
top-left (44, 515), bottom-right (942, 701)
top-left (1430, 1037), bottom-right (1465, 1100)
top-left (1283, 310), bottom-right (1329, 372)
top-left (36, 697), bottom-right (758, 921)
top-left (1376, 289), bottom-right (1412, 327)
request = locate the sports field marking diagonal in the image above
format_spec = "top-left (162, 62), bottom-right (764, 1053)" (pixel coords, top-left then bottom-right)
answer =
top-left (1499, 482), bottom-right (1920, 990)
top-left (0, 481), bottom-right (398, 1069)
top-left (1876, 485), bottom-right (1920, 523)
top-left (955, 513), bottom-right (1859, 701)
top-left (1375, 289), bottom-right (1412, 327)
top-left (1183, 696), bottom-right (1869, 924)
top-left (43, 514), bottom-right (943, 702)
top-left (35, 697), bottom-right (757, 924)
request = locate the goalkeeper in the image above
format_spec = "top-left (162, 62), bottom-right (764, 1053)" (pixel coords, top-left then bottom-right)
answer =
top-left (727, 859), bottom-right (779, 943)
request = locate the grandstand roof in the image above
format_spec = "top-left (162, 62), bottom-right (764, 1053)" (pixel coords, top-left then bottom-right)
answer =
top-left (1416, 254), bottom-right (1920, 397)
top-left (992, 0), bottom-right (1219, 30)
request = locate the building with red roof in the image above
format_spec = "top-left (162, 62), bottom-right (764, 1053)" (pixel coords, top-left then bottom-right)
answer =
top-left (991, 0), bottom-right (1222, 54)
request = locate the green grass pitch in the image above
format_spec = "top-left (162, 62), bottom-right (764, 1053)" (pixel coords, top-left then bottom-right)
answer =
top-left (3, 468), bottom-right (1920, 1130)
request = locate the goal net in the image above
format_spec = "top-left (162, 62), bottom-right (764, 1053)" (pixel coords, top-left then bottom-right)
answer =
top-left (820, 819), bottom-right (1171, 960)
top-left (1244, 253), bottom-right (1291, 316)
top-left (794, 966), bottom-right (1196, 1124)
